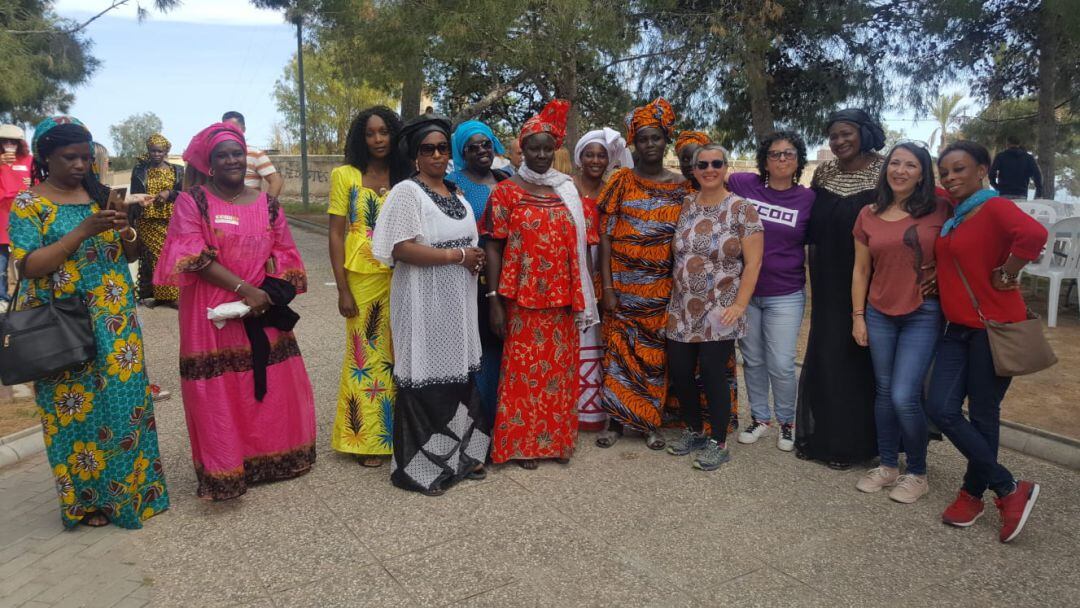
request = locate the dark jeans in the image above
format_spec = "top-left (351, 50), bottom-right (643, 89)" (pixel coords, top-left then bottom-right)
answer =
top-left (865, 300), bottom-right (942, 475)
top-left (924, 323), bottom-right (1015, 497)
top-left (667, 339), bottom-right (735, 442)
top-left (0, 244), bottom-right (9, 302)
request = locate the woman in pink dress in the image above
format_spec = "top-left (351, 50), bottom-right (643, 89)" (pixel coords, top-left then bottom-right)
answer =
top-left (0, 124), bottom-right (33, 310)
top-left (155, 122), bottom-right (316, 500)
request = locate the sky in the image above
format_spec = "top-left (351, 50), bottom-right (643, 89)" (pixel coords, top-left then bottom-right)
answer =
top-left (54, 1), bottom-right (946, 156)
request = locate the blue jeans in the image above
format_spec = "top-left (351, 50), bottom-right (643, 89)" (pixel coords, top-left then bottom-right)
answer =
top-left (865, 300), bottom-right (942, 475)
top-left (738, 290), bottom-right (804, 425)
top-left (0, 245), bottom-right (9, 302)
top-left (924, 323), bottom-right (1015, 497)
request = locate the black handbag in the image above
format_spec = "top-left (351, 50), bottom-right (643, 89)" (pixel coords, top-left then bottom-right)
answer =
top-left (0, 273), bottom-right (97, 386)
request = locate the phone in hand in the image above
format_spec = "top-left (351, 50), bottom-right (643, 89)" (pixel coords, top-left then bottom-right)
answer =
top-left (106, 187), bottom-right (127, 211)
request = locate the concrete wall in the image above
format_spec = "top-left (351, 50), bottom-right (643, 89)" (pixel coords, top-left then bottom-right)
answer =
top-left (270, 155), bottom-right (343, 201)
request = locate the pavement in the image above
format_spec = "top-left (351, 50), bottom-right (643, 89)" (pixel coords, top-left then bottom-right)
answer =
top-left (2, 223), bottom-right (1079, 608)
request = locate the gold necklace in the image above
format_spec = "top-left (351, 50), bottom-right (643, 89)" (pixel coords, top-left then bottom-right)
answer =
top-left (212, 184), bottom-right (244, 202)
top-left (45, 178), bottom-right (79, 193)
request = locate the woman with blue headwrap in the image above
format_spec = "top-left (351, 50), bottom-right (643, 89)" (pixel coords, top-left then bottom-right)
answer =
top-left (447, 120), bottom-right (511, 425)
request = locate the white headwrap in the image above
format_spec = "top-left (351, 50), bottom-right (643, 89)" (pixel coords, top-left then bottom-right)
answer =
top-left (573, 127), bottom-right (634, 171)
top-left (515, 164), bottom-right (599, 330)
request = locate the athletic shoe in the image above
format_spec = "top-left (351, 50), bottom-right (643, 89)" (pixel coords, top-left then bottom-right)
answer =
top-left (889, 474), bottom-right (929, 504)
top-left (855, 466), bottom-right (899, 493)
top-left (995, 480), bottom-right (1040, 543)
top-left (150, 384), bottom-right (171, 402)
top-left (737, 418), bottom-right (769, 444)
top-left (667, 429), bottom-right (709, 456)
top-left (692, 439), bottom-right (731, 471)
top-left (941, 489), bottom-right (985, 527)
top-left (777, 423), bottom-right (795, 452)
top-left (0, 300), bottom-right (8, 313)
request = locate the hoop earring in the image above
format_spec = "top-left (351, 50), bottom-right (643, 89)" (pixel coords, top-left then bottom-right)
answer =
top-left (209, 168), bottom-right (215, 177)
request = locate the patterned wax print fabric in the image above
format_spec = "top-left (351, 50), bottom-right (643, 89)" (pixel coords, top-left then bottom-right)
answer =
top-left (481, 180), bottom-right (599, 462)
top-left (136, 163), bottom-right (180, 303)
top-left (9, 192), bottom-right (170, 528)
top-left (666, 192), bottom-right (764, 343)
top-left (327, 166), bottom-right (395, 457)
top-left (370, 178), bottom-right (489, 493)
top-left (576, 194), bottom-right (606, 431)
top-left (153, 188), bottom-right (316, 500)
top-left (596, 168), bottom-right (687, 433)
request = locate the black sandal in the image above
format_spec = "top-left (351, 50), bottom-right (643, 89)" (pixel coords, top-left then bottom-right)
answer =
top-left (827, 460), bottom-right (852, 471)
top-left (646, 431), bottom-right (666, 451)
top-left (466, 466), bottom-right (487, 480)
top-left (81, 511), bottom-right (109, 527)
top-left (516, 460), bottom-right (539, 470)
top-left (422, 487), bottom-right (446, 497)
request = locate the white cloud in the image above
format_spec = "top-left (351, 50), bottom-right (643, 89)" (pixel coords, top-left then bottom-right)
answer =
top-left (55, 0), bottom-right (287, 27)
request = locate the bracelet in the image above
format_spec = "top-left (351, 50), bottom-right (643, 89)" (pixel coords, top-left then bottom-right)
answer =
top-left (234, 280), bottom-right (245, 293)
top-left (852, 313), bottom-right (865, 318)
top-left (997, 267), bottom-right (1019, 283)
top-left (603, 286), bottom-right (615, 291)
top-left (485, 290), bottom-right (499, 299)
top-left (121, 228), bottom-right (138, 243)
top-left (458, 248), bottom-right (467, 265)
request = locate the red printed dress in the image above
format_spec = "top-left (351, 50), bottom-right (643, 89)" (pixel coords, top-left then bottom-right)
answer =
top-left (483, 181), bottom-right (599, 463)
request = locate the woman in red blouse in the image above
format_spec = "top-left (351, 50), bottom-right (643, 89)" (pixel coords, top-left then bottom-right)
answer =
top-left (927, 141), bottom-right (1046, 543)
top-left (0, 124), bottom-right (32, 310)
top-left (483, 100), bottom-right (600, 469)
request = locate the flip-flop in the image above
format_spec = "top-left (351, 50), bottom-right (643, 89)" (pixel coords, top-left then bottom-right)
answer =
top-left (646, 431), bottom-right (667, 450)
top-left (359, 457), bottom-right (384, 468)
top-left (466, 466), bottom-right (487, 480)
top-left (516, 460), bottom-right (539, 470)
top-left (82, 511), bottom-right (109, 527)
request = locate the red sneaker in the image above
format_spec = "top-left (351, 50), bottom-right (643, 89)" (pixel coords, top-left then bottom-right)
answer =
top-left (995, 480), bottom-right (1040, 543)
top-left (942, 489), bottom-right (984, 527)
top-left (150, 384), bottom-right (171, 402)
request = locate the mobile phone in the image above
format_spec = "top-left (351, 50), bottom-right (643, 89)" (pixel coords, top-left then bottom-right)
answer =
top-left (106, 187), bottom-right (127, 210)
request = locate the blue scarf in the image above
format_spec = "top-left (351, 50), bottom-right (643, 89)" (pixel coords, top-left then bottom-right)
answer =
top-left (451, 120), bottom-right (506, 171)
top-left (940, 188), bottom-right (998, 237)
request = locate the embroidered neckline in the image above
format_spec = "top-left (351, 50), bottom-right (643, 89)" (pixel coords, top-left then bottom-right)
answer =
top-left (412, 177), bottom-right (466, 219)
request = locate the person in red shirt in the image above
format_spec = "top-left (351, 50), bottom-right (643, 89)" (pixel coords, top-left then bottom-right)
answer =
top-left (928, 140), bottom-right (1046, 543)
top-left (0, 124), bottom-right (33, 310)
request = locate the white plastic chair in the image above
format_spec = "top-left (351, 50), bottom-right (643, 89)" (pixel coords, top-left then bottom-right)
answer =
top-left (1021, 216), bottom-right (1080, 327)
top-left (1017, 202), bottom-right (1059, 228)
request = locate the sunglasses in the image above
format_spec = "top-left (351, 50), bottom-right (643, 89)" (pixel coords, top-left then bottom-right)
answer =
top-left (465, 140), bottom-right (493, 153)
top-left (767, 149), bottom-right (797, 160)
top-left (895, 138), bottom-right (930, 150)
top-left (695, 159), bottom-right (727, 170)
top-left (418, 142), bottom-right (451, 157)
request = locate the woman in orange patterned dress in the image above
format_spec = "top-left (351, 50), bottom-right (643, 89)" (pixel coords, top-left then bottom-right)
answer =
top-left (483, 100), bottom-right (599, 469)
top-left (596, 98), bottom-right (688, 450)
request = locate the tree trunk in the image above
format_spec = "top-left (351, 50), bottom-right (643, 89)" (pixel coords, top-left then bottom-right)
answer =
top-left (555, 53), bottom-right (579, 151)
top-left (400, 58), bottom-right (423, 120)
top-left (1036, 2), bottom-right (1059, 197)
top-left (744, 45), bottom-right (774, 138)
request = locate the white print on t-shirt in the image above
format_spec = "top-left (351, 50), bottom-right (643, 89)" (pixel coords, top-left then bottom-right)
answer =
top-left (745, 198), bottom-right (798, 228)
top-left (214, 214), bottom-right (240, 226)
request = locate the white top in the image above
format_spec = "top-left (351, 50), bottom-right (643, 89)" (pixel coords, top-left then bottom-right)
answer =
top-left (371, 179), bottom-right (481, 387)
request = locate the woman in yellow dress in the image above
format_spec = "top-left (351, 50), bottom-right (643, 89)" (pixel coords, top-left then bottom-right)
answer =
top-left (329, 107), bottom-right (409, 466)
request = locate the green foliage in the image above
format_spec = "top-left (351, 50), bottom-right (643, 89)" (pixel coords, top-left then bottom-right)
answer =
top-left (108, 112), bottom-right (163, 171)
top-left (273, 46), bottom-right (396, 154)
top-left (0, 0), bottom-right (99, 124)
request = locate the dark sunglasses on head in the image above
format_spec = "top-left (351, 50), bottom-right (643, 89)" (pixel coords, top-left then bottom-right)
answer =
top-left (767, 150), bottom-right (797, 160)
top-left (418, 142), bottom-right (451, 157)
top-left (695, 159), bottom-right (727, 170)
top-left (465, 140), bottom-right (493, 153)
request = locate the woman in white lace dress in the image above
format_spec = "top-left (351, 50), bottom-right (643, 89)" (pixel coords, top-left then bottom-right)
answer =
top-left (371, 114), bottom-right (490, 496)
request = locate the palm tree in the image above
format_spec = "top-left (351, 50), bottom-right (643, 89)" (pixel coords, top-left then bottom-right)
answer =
top-left (928, 93), bottom-right (968, 153)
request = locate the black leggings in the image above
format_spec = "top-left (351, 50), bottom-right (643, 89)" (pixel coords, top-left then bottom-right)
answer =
top-left (666, 339), bottom-right (735, 442)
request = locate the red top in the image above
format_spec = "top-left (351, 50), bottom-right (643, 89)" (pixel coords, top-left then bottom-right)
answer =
top-left (935, 196), bottom-right (1047, 328)
top-left (0, 154), bottom-right (33, 246)
top-left (853, 199), bottom-right (950, 315)
top-left (481, 180), bottom-right (599, 311)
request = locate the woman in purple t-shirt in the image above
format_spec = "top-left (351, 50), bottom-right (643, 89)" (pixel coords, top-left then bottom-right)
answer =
top-left (726, 130), bottom-right (815, 452)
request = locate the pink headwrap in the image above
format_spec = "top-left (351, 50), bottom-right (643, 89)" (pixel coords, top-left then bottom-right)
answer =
top-left (182, 122), bottom-right (246, 175)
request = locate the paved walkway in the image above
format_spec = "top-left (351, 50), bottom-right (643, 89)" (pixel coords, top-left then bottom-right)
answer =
top-left (2, 224), bottom-right (1079, 608)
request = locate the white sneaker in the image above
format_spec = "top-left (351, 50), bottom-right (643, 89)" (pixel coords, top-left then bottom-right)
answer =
top-left (777, 423), bottom-right (795, 452)
top-left (0, 300), bottom-right (8, 313)
top-left (889, 475), bottom-right (929, 504)
top-left (737, 419), bottom-right (770, 444)
top-left (856, 467), bottom-right (899, 493)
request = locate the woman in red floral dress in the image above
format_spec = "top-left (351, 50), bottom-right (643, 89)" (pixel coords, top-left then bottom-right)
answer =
top-left (483, 100), bottom-right (600, 468)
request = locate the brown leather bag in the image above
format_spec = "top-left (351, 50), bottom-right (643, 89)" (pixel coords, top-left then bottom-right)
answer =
top-left (953, 260), bottom-right (1057, 376)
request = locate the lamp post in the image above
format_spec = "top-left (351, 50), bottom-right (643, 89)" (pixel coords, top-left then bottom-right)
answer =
top-left (293, 11), bottom-right (309, 209)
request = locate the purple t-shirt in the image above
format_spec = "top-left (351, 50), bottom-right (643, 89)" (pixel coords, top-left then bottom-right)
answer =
top-left (727, 172), bottom-right (815, 297)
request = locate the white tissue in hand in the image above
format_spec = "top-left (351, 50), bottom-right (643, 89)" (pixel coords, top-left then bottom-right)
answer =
top-left (207, 301), bottom-right (251, 328)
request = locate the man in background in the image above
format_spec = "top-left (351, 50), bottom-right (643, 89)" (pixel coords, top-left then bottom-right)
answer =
top-left (506, 138), bottom-right (523, 173)
top-left (222, 111), bottom-right (284, 198)
top-left (989, 136), bottom-right (1044, 200)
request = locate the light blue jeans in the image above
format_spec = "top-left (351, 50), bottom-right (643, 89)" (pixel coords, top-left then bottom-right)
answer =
top-left (865, 300), bottom-right (943, 475)
top-left (738, 290), bottom-right (805, 425)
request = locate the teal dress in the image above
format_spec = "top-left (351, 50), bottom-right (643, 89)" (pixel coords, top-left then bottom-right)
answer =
top-left (9, 192), bottom-right (169, 529)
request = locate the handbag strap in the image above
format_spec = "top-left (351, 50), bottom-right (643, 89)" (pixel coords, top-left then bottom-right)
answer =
top-left (951, 258), bottom-right (987, 323)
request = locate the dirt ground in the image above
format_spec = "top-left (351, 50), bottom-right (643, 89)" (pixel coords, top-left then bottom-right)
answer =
top-left (0, 392), bottom-right (37, 437)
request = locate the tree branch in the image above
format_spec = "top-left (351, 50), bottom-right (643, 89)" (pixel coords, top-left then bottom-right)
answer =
top-left (5, 0), bottom-right (132, 35)
top-left (450, 74), bottom-right (530, 124)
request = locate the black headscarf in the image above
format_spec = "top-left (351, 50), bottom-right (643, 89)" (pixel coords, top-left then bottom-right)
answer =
top-left (398, 113), bottom-right (452, 161)
top-left (825, 109), bottom-right (886, 153)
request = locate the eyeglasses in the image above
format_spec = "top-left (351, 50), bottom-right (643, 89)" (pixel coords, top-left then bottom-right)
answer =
top-left (418, 142), bottom-right (451, 157)
top-left (465, 140), bottom-right (493, 153)
top-left (695, 159), bottom-right (727, 170)
top-left (767, 150), bottom-right (797, 161)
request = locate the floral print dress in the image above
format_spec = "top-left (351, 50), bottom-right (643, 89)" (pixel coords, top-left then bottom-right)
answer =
top-left (9, 192), bottom-right (170, 529)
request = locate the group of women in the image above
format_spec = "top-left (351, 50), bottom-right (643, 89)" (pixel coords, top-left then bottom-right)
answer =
top-left (7, 99), bottom-right (1045, 543)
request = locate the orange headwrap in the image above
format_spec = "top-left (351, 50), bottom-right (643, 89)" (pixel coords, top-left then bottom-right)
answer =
top-left (519, 99), bottom-right (571, 149)
top-left (625, 97), bottom-right (676, 143)
top-left (675, 130), bottom-right (711, 153)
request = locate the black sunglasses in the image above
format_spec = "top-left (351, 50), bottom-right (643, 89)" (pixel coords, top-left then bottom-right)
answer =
top-left (695, 159), bottom-right (727, 170)
top-left (465, 140), bottom-right (493, 153)
top-left (418, 142), bottom-right (451, 157)
top-left (767, 150), bottom-right (797, 160)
